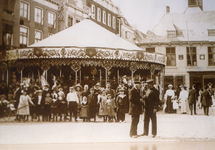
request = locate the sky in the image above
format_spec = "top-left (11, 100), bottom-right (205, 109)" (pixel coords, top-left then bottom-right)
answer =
top-left (111, 0), bottom-right (215, 33)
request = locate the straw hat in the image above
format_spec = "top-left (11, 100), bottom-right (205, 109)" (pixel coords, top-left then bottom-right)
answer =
top-left (168, 84), bottom-right (173, 88)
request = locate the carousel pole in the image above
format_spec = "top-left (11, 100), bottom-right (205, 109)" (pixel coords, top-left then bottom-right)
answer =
top-left (75, 71), bottom-right (77, 85)
top-left (7, 69), bottom-right (8, 85)
top-left (32, 72), bottom-right (34, 82)
top-left (105, 69), bottom-right (107, 86)
top-left (60, 70), bottom-right (62, 77)
top-left (2, 73), bottom-right (4, 81)
top-left (117, 69), bottom-right (119, 84)
top-left (46, 70), bottom-right (48, 80)
top-left (131, 71), bottom-right (133, 80)
top-left (21, 70), bottom-right (23, 83)
top-left (100, 69), bottom-right (101, 85)
top-left (79, 70), bottom-right (81, 84)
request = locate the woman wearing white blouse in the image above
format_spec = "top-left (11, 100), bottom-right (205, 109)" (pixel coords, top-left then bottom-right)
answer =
top-left (178, 85), bottom-right (189, 114)
top-left (164, 84), bottom-right (175, 113)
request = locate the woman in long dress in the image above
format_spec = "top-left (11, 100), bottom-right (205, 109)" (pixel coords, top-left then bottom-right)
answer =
top-left (17, 90), bottom-right (35, 122)
top-left (178, 85), bottom-right (189, 114)
top-left (164, 84), bottom-right (175, 113)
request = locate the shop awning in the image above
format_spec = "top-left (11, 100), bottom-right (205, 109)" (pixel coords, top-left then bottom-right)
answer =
top-left (30, 19), bottom-right (144, 51)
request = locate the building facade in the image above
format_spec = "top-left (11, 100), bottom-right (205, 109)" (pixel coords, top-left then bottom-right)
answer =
top-left (137, 0), bottom-right (215, 90)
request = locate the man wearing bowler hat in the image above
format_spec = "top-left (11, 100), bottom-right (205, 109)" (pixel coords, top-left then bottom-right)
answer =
top-left (141, 79), bottom-right (158, 138)
top-left (129, 80), bottom-right (142, 138)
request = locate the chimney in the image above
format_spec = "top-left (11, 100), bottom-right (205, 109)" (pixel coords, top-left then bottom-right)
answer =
top-left (166, 6), bottom-right (170, 13)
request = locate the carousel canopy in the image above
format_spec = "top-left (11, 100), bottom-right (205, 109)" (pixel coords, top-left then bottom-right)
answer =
top-left (30, 19), bottom-right (144, 51)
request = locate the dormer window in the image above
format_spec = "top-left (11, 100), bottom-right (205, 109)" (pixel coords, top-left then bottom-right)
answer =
top-left (208, 29), bottom-right (215, 36)
top-left (167, 30), bottom-right (176, 38)
top-left (188, 0), bottom-right (198, 5)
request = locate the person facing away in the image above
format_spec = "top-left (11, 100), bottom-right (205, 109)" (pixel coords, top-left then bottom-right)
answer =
top-left (188, 84), bottom-right (198, 115)
top-left (201, 86), bottom-right (213, 116)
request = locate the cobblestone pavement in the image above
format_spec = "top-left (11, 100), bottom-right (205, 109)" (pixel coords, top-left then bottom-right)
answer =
top-left (0, 107), bottom-right (215, 145)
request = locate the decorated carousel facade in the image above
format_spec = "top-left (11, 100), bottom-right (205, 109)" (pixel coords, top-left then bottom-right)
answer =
top-left (1, 19), bottom-right (166, 96)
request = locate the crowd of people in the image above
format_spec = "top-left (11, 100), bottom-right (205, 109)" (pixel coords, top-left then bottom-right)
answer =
top-left (163, 83), bottom-right (215, 116)
top-left (0, 74), bottom-right (134, 123)
top-left (0, 72), bottom-right (215, 139)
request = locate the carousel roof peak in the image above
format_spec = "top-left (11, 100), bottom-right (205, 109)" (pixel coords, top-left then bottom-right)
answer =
top-left (30, 19), bottom-right (144, 51)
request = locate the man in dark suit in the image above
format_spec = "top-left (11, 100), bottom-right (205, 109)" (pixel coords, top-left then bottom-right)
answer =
top-left (141, 79), bottom-right (159, 138)
top-left (129, 81), bottom-right (142, 138)
top-left (188, 84), bottom-right (198, 115)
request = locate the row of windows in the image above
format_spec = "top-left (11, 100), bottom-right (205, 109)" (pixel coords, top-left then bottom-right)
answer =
top-left (167, 30), bottom-right (215, 37)
top-left (20, 26), bottom-right (51, 48)
top-left (20, 1), bottom-right (56, 27)
top-left (91, 4), bottom-right (116, 29)
top-left (145, 47), bottom-right (215, 66)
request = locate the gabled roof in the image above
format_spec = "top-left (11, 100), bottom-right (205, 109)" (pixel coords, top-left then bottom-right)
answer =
top-left (30, 19), bottom-right (143, 51)
top-left (142, 8), bottom-right (215, 43)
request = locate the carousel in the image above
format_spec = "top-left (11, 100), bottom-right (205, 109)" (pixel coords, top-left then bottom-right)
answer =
top-left (0, 19), bottom-right (166, 95)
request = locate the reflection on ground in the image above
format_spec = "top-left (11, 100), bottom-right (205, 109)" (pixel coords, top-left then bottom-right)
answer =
top-left (1, 142), bottom-right (215, 150)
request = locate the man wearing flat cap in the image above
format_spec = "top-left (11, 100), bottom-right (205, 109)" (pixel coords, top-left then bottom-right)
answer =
top-left (141, 79), bottom-right (159, 138)
top-left (129, 80), bottom-right (142, 138)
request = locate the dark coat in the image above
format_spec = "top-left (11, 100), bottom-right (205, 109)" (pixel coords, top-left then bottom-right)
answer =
top-left (151, 87), bottom-right (160, 110)
top-left (116, 94), bottom-right (129, 113)
top-left (143, 88), bottom-right (157, 113)
top-left (201, 90), bottom-right (212, 107)
top-left (34, 93), bottom-right (45, 107)
top-left (188, 89), bottom-right (197, 104)
top-left (128, 87), bottom-right (142, 115)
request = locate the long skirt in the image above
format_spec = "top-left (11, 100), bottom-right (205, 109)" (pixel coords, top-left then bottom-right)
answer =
top-left (89, 105), bottom-right (97, 118)
top-left (165, 96), bottom-right (174, 113)
top-left (181, 98), bottom-right (188, 113)
top-left (80, 105), bottom-right (89, 119)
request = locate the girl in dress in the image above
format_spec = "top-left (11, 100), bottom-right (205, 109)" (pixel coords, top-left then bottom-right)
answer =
top-left (98, 89), bottom-right (108, 122)
top-left (80, 96), bottom-right (89, 122)
top-left (106, 94), bottom-right (116, 122)
top-left (17, 90), bottom-right (35, 122)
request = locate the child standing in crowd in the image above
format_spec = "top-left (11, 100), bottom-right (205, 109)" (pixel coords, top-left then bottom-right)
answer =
top-left (51, 90), bottom-right (59, 122)
top-left (172, 96), bottom-right (179, 113)
top-left (80, 96), bottom-right (89, 122)
top-left (17, 90), bottom-right (35, 122)
top-left (106, 94), bottom-right (116, 122)
top-left (44, 93), bottom-right (53, 121)
top-left (58, 87), bottom-right (66, 121)
top-left (88, 88), bottom-right (97, 122)
top-left (66, 87), bottom-right (79, 122)
top-left (75, 84), bottom-right (83, 116)
top-left (98, 89), bottom-right (108, 122)
top-left (116, 88), bottom-right (128, 123)
top-left (28, 93), bottom-right (35, 121)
